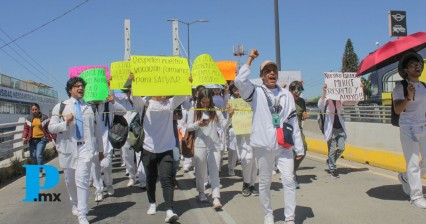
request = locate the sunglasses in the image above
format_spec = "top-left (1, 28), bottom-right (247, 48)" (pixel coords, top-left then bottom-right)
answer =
top-left (295, 89), bottom-right (304, 93)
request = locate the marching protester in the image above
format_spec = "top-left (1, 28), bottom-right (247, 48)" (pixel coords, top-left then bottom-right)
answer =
top-left (186, 89), bottom-right (234, 209)
top-left (393, 51), bottom-right (426, 209)
top-left (88, 95), bottom-right (126, 200)
top-left (129, 73), bottom-right (189, 223)
top-left (227, 84), bottom-right (259, 196)
top-left (318, 83), bottom-right (347, 178)
top-left (48, 77), bottom-right (104, 224)
top-left (115, 88), bottom-right (139, 187)
top-left (289, 81), bottom-right (309, 188)
top-left (234, 49), bottom-right (304, 224)
top-left (22, 103), bottom-right (53, 177)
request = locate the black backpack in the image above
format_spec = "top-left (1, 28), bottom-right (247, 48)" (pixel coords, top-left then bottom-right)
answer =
top-left (108, 115), bottom-right (128, 149)
top-left (391, 80), bottom-right (426, 126)
top-left (128, 102), bottom-right (149, 152)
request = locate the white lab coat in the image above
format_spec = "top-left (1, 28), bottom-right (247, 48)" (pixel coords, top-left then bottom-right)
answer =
top-left (48, 98), bottom-right (104, 169)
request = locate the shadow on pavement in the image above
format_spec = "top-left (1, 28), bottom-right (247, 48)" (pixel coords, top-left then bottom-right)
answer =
top-left (366, 184), bottom-right (411, 201)
top-left (297, 166), bottom-right (315, 171)
top-left (338, 167), bottom-right (369, 175)
top-left (273, 205), bottom-right (314, 223)
top-left (89, 201), bottom-right (136, 223)
top-left (297, 174), bottom-right (317, 184)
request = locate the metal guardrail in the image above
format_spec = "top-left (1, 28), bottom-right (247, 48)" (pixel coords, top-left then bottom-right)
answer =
top-left (307, 105), bottom-right (392, 124)
top-left (0, 118), bottom-right (27, 163)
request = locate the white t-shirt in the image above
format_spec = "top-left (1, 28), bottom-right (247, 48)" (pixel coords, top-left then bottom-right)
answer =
top-left (392, 81), bottom-right (426, 126)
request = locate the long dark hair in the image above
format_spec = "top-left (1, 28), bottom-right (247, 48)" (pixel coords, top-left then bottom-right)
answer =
top-left (195, 89), bottom-right (217, 123)
top-left (31, 103), bottom-right (41, 117)
top-left (66, 77), bottom-right (87, 97)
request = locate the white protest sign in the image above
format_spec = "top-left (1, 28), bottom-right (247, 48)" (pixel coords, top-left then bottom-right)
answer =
top-left (324, 72), bottom-right (364, 102)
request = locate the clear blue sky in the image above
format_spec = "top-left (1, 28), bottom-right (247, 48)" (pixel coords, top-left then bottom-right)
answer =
top-left (1, 0), bottom-right (425, 101)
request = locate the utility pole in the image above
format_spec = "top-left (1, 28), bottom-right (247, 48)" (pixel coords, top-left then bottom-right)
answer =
top-left (124, 19), bottom-right (131, 61)
top-left (274, 0), bottom-right (281, 71)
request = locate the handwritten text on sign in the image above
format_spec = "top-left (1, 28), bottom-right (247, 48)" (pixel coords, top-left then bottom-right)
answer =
top-left (324, 72), bottom-right (364, 101)
top-left (191, 54), bottom-right (226, 86)
top-left (131, 56), bottom-right (191, 96)
top-left (80, 68), bottom-right (109, 102)
top-left (110, 61), bottom-right (131, 90)
top-left (69, 65), bottom-right (110, 80)
top-left (228, 98), bottom-right (253, 135)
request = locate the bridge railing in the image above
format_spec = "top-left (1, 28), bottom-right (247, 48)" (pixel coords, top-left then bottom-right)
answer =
top-left (307, 105), bottom-right (392, 124)
top-left (0, 117), bottom-right (28, 167)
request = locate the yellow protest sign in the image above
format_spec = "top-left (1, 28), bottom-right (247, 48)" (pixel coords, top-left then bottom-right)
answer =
top-left (191, 54), bottom-right (226, 86)
top-left (110, 61), bottom-right (131, 90)
top-left (131, 56), bottom-right (191, 96)
top-left (228, 98), bottom-right (253, 135)
top-left (80, 68), bottom-right (109, 102)
top-left (216, 61), bottom-right (237, 80)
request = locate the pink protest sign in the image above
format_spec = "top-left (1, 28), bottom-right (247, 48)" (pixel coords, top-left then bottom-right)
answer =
top-left (69, 65), bottom-right (111, 80)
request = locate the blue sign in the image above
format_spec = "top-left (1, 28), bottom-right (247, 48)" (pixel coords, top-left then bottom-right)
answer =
top-left (22, 165), bottom-right (61, 202)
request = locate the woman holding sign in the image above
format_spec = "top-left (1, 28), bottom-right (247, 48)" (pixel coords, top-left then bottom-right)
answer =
top-left (186, 89), bottom-right (234, 209)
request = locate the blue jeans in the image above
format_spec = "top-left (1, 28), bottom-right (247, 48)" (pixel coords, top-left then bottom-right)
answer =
top-left (29, 137), bottom-right (47, 166)
top-left (327, 128), bottom-right (346, 171)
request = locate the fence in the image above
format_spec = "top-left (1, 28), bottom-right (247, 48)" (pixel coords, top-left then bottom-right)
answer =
top-left (307, 105), bottom-right (392, 124)
top-left (0, 117), bottom-right (27, 167)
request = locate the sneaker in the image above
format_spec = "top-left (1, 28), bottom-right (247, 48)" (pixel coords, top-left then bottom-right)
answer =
top-left (125, 171), bottom-right (130, 176)
top-left (127, 178), bottom-right (135, 187)
top-left (249, 185), bottom-right (259, 196)
top-left (212, 198), bottom-right (222, 209)
top-left (398, 173), bottom-right (410, 196)
top-left (139, 180), bottom-right (146, 189)
top-left (147, 203), bottom-right (157, 215)
top-left (106, 185), bottom-right (114, 196)
top-left (285, 220), bottom-right (295, 224)
top-left (242, 183), bottom-right (251, 197)
top-left (72, 205), bottom-right (78, 216)
top-left (411, 197), bottom-right (426, 209)
top-left (228, 169), bottom-right (235, 176)
top-left (78, 216), bottom-right (89, 224)
top-left (272, 170), bottom-right (277, 175)
top-left (198, 192), bottom-right (208, 203)
top-left (330, 170), bottom-right (340, 178)
top-left (121, 163), bottom-right (126, 167)
top-left (165, 209), bottom-right (179, 223)
top-left (294, 178), bottom-right (300, 189)
top-left (95, 192), bottom-right (103, 202)
top-left (183, 167), bottom-right (190, 172)
top-left (264, 213), bottom-right (274, 224)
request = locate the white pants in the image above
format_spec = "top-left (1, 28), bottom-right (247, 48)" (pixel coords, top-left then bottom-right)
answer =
top-left (91, 153), bottom-right (103, 193)
top-left (253, 147), bottom-right (296, 221)
top-left (400, 125), bottom-right (426, 200)
top-left (229, 135), bottom-right (257, 185)
top-left (63, 145), bottom-right (92, 217)
top-left (122, 138), bottom-right (136, 179)
top-left (194, 146), bottom-right (221, 198)
top-left (101, 152), bottom-right (113, 187)
top-left (135, 151), bottom-right (146, 182)
top-left (183, 157), bottom-right (193, 170)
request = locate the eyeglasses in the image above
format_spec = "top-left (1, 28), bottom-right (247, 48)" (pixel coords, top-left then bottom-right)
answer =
top-left (73, 84), bottom-right (84, 88)
top-left (295, 89), bottom-right (304, 93)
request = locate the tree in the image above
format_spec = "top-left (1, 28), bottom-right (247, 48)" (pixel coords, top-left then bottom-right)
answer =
top-left (341, 39), bottom-right (359, 72)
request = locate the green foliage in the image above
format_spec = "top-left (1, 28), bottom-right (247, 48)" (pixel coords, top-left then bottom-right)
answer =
top-left (309, 96), bottom-right (321, 103)
top-left (342, 39), bottom-right (359, 72)
top-left (9, 157), bottom-right (24, 176)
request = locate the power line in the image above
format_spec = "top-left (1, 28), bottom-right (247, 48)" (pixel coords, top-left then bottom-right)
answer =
top-left (0, 0), bottom-right (90, 50)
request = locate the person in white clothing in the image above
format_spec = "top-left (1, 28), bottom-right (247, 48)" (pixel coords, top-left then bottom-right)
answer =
top-left (114, 88), bottom-right (139, 187)
top-left (318, 84), bottom-right (347, 178)
top-left (234, 49), bottom-right (304, 224)
top-left (393, 51), bottom-right (426, 209)
top-left (186, 89), bottom-right (233, 209)
top-left (227, 84), bottom-right (259, 197)
top-left (48, 77), bottom-right (104, 224)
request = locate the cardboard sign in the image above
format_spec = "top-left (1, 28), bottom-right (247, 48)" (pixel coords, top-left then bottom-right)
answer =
top-left (69, 65), bottom-right (110, 80)
top-left (228, 98), bottom-right (253, 135)
top-left (131, 56), bottom-right (191, 96)
top-left (216, 61), bottom-right (237, 80)
top-left (324, 72), bottom-right (364, 101)
top-left (191, 54), bottom-right (226, 86)
top-left (110, 61), bottom-right (131, 90)
top-left (80, 68), bottom-right (109, 102)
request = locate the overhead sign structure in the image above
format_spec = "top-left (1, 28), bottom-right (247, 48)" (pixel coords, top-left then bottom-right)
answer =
top-left (324, 72), bottom-right (364, 102)
top-left (388, 10), bottom-right (407, 37)
top-left (131, 55), bottom-right (191, 96)
top-left (191, 54), bottom-right (226, 86)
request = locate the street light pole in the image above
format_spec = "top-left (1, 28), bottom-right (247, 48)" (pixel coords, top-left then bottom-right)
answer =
top-left (274, 0), bottom-right (282, 71)
top-left (167, 19), bottom-right (208, 66)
